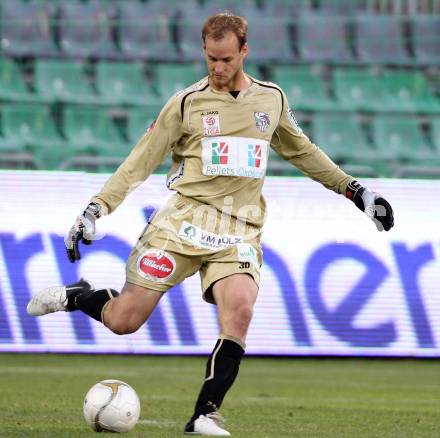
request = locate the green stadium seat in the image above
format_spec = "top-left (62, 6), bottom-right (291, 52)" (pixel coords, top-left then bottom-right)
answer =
top-left (1, 1), bottom-right (59, 58)
top-left (20, 0), bottom-right (63, 14)
top-left (250, 18), bottom-right (295, 64)
top-left (381, 70), bottom-right (440, 114)
top-left (311, 112), bottom-right (376, 162)
top-left (261, 0), bottom-right (310, 17)
top-left (126, 106), bottom-right (171, 173)
top-left (271, 66), bottom-right (335, 111)
top-left (411, 15), bottom-right (440, 66)
top-left (268, 148), bottom-right (303, 177)
top-left (58, 154), bottom-right (125, 173)
top-left (62, 106), bottom-right (129, 155)
top-left (0, 111), bottom-right (68, 170)
top-left (177, 1), bottom-right (208, 63)
top-left (297, 12), bottom-right (354, 63)
top-left (317, 0), bottom-right (367, 14)
top-left (58, 1), bottom-right (118, 59)
top-left (391, 162), bottom-right (440, 179)
top-left (60, 106), bottom-right (135, 172)
top-left (430, 118), bottom-right (440, 153)
top-left (118, 0), bottom-right (180, 62)
top-left (203, 0), bottom-right (255, 15)
top-left (372, 115), bottom-right (437, 162)
top-left (0, 59), bottom-right (38, 102)
top-left (334, 69), bottom-right (440, 114)
top-left (153, 63), bottom-right (205, 102)
top-left (0, 136), bottom-right (27, 156)
top-left (0, 136), bottom-right (24, 151)
top-left (2, 104), bottom-right (65, 148)
top-left (332, 68), bottom-right (389, 112)
top-left (126, 107), bottom-right (162, 144)
top-left (95, 62), bottom-right (160, 106)
top-left (339, 162), bottom-right (383, 178)
top-left (0, 146), bottom-right (37, 170)
top-left (245, 64), bottom-right (262, 80)
top-left (355, 14), bottom-right (410, 65)
top-left (34, 60), bottom-right (98, 104)
top-left (33, 143), bottom-right (76, 170)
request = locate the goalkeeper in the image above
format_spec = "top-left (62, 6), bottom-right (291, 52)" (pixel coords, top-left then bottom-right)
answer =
top-left (27, 12), bottom-right (393, 437)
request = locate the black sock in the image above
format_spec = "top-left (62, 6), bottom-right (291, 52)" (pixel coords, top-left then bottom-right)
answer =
top-left (74, 288), bottom-right (119, 322)
top-left (189, 337), bottom-right (245, 423)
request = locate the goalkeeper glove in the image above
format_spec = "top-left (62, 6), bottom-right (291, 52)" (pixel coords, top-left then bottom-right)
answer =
top-left (64, 202), bottom-right (105, 262)
top-left (346, 180), bottom-right (394, 232)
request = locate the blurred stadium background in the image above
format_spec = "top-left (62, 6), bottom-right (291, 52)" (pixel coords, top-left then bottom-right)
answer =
top-left (0, 0), bottom-right (439, 177)
top-left (1, 1), bottom-right (439, 436)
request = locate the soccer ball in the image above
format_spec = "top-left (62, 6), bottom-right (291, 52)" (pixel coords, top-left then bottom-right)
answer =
top-left (83, 379), bottom-right (141, 433)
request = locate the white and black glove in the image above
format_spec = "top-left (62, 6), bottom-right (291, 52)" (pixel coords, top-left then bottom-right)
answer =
top-left (346, 180), bottom-right (394, 232)
top-left (65, 202), bottom-right (104, 262)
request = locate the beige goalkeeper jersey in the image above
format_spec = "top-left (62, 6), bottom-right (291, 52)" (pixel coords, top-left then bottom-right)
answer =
top-left (92, 76), bottom-right (353, 228)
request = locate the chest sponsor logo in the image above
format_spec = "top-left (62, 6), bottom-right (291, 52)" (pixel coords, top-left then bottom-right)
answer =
top-left (136, 249), bottom-right (176, 282)
top-left (202, 113), bottom-right (220, 136)
top-left (178, 221), bottom-right (243, 250)
top-left (211, 141), bottom-right (229, 164)
top-left (247, 144), bottom-right (261, 168)
top-left (254, 112), bottom-right (270, 132)
top-left (201, 136), bottom-right (268, 179)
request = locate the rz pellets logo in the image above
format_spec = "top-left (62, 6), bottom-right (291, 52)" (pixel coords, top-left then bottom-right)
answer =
top-left (211, 142), bottom-right (229, 164)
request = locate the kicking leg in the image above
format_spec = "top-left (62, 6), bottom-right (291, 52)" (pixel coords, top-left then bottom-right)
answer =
top-left (27, 279), bottom-right (163, 335)
top-left (100, 282), bottom-right (163, 335)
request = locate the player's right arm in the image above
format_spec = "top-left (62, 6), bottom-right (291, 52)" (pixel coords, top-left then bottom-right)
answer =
top-left (65, 94), bottom-right (184, 262)
top-left (92, 96), bottom-right (184, 213)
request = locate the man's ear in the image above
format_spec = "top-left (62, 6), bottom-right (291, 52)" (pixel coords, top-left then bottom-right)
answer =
top-left (241, 42), bottom-right (249, 58)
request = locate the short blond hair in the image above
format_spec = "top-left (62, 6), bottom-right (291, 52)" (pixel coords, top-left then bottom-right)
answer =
top-left (202, 12), bottom-right (248, 49)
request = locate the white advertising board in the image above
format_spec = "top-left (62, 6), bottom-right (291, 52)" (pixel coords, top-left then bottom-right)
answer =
top-left (0, 171), bottom-right (438, 357)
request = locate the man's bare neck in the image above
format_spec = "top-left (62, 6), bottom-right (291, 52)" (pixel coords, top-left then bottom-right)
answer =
top-left (210, 71), bottom-right (252, 92)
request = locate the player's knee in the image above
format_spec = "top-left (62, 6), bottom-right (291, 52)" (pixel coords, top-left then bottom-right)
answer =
top-left (103, 298), bottom-right (146, 335)
top-left (230, 304), bottom-right (253, 333)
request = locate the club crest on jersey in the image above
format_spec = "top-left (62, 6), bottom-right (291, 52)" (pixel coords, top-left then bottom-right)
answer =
top-left (202, 114), bottom-right (220, 136)
top-left (254, 112), bottom-right (270, 132)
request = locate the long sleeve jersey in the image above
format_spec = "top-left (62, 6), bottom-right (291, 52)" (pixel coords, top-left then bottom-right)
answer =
top-left (91, 76), bottom-right (353, 228)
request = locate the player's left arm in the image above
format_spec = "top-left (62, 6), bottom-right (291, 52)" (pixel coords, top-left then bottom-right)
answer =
top-left (271, 90), bottom-right (394, 232)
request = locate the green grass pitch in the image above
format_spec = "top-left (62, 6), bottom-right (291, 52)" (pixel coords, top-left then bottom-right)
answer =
top-left (0, 353), bottom-right (438, 437)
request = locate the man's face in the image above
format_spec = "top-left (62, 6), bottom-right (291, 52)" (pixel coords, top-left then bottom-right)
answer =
top-left (204, 31), bottom-right (248, 90)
